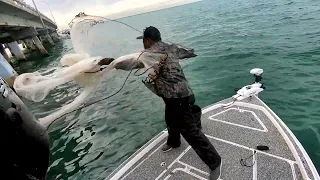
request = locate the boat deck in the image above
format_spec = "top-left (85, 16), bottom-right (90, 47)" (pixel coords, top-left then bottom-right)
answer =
top-left (107, 96), bottom-right (319, 180)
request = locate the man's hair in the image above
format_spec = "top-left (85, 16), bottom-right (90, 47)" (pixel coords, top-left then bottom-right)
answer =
top-left (143, 26), bottom-right (162, 42)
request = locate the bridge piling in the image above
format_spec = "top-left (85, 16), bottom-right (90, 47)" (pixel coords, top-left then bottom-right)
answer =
top-left (45, 34), bottom-right (55, 45)
top-left (0, 44), bottom-right (11, 64)
top-left (0, 52), bottom-right (17, 87)
top-left (24, 39), bottom-right (37, 52)
top-left (32, 36), bottom-right (49, 56)
top-left (7, 41), bottom-right (26, 61)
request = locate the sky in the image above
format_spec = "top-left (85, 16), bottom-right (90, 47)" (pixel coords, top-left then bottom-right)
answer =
top-left (24, 0), bottom-right (200, 29)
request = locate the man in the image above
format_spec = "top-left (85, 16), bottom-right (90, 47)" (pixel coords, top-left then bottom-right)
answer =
top-left (101, 26), bottom-right (222, 179)
top-left (0, 77), bottom-right (50, 180)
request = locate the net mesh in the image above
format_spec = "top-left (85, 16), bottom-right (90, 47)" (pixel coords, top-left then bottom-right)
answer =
top-left (13, 14), bottom-right (193, 128)
top-left (13, 15), bottom-right (135, 127)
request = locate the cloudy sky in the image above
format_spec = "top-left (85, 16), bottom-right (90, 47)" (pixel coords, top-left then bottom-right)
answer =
top-left (24, 0), bottom-right (200, 29)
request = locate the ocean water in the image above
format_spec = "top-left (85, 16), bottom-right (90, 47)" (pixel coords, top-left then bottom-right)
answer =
top-left (12, 0), bottom-right (320, 179)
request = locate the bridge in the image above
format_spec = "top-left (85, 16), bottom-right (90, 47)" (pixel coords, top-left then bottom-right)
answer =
top-left (0, 0), bottom-right (60, 62)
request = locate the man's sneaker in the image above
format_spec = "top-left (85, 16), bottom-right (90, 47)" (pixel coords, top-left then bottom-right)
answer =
top-left (161, 144), bottom-right (173, 153)
top-left (210, 161), bottom-right (222, 180)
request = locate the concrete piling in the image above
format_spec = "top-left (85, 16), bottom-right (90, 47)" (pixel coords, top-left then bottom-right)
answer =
top-left (21, 41), bottom-right (26, 49)
top-left (45, 34), bottom-right (55, 45)
top-left (24, 38), bottom-right (37, 51)
top-left (32, 36), bottom-right (49, 55)
top-left (7, 41), bottom-right (26, 61)
top-left (0, 53), bottom-right (17, 87)
top-left (0, 44), bottom-right (11, 64)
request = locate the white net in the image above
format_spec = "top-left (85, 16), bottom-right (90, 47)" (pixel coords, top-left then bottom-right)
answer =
top-left (69, 14), bottom-right (142, 57)
top-left (14, 54), bottom-right (101, 102)
top-left (13, 14), bottom-right (143, 128)
top-left (13, 14), bottom-right (194, 128)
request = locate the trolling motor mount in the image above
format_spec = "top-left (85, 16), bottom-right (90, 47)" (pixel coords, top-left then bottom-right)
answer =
top-left (232, 68), bottom-right (265, 101)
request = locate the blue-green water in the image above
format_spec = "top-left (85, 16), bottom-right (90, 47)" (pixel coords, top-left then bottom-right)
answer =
top-left (13, 0), bottom-right (320, 179)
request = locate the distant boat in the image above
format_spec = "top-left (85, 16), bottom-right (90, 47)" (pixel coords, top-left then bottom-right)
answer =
top-left (58, 30), bottom-right (71, 39)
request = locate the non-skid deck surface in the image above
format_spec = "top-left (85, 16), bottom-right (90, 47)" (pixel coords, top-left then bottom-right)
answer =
top-left (108, 96), bottom-right (316, 180)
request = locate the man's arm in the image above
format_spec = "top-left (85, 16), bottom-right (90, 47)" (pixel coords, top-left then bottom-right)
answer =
top-left (85, 56), bottom-right (144, 73)
top-left (98, 58), bottom-right (115, 66)
top-left (112, 59), bottom-right (144, 70)
top-left (168, 43), bottom-right (197, 59)
top-left (98, 52), bottom-right (167, 71)
top-left (177, 47), bottom-right (197, 59)
top-left (109, 53), bottom-right (145, 71)
top-left (84, 57), bottom-right (114, 73)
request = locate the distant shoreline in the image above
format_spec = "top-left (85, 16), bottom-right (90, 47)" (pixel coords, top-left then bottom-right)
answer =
top-left (110, 0), bottom-right (202, 20)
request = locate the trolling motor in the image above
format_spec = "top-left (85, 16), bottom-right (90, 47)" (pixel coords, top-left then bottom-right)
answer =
top-left (232, 68), bottom-right (265, 101)
top-left (250, 68), bottom-right (263, 83)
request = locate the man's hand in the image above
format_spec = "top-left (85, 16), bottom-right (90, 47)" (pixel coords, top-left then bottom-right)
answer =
top-left (84, 57), bottom-right (115, 74)
top-left (111, 54), bottom-right (145, 71)
top-left (98, 58), bottom-right (115, 66)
